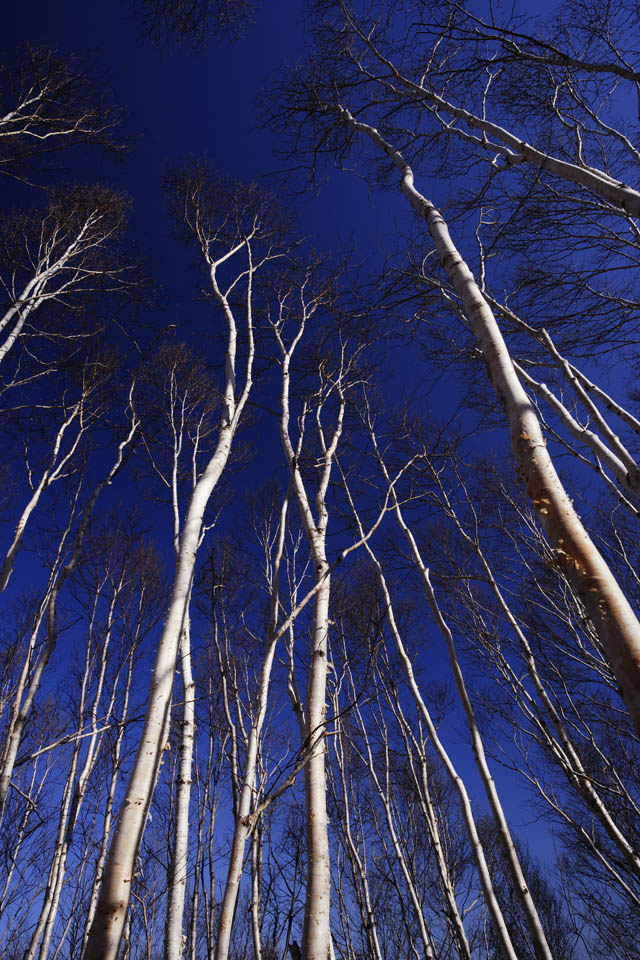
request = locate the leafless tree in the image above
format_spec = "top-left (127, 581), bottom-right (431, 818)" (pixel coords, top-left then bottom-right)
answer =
top-left (132, 0), bottom-right (255, 45)
top-left (83, 164), bottom-right (288, 960)
top-left (271, 0), bottom-right (640, 740)
top-left (0, 46), bottom-right (121, 184)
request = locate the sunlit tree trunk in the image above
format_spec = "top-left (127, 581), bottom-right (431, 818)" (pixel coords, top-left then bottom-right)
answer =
top-left (0, 408), bottom-right (138, 821)
top-left (164, 620), bottom-right (195, 960)
top-left (82, 648), bottom-right (136, 955)
top-left (83, 428), bottom-right (234, 960)
top-left (250, 816), bottom-right (263, 960)
top-left (300, 574), bottom-right (332, 960)
top-left (214, 493), bottom-right (288, 960)
top-left (342, 473), bottom-right (519, 960)
top-left (272, 282), bottom-right (346, 960)
top-left (366, 413), bottom-right (554, 960)
top-left (83, 168), bottom-right (266, 960)
top-left (340, 106), bottom-right (640, 735)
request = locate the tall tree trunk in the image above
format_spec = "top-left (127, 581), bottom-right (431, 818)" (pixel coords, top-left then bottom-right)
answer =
top-left (82, 425), bottom-right (234, 960)
top-left (273, 289), bottom-right (351, 960)
top-left (83, 170), bottom-right (263, 958)
top-left (341, 106), bottom-right (640, 735)
top-left (0, 413), bottom-right (137, 821)
top-left (342, 476), bottom-right (519, 960)
top-left (165, 619), bottom-right (196, 960)
top-left (82, 652), bottom-right (135, 956)
top-left (368, 427), bottom-right (553, 960)
top-left (301, 572), bottom-right (332, 960)
top-left (214, 493), bottom-right (288, 960)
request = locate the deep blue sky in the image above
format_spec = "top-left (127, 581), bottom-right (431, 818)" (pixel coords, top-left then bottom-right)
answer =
top-left (0, 0), bottom-right (421, 496)
top-left (1, 0), bottom-right (400, 290)
top-left (0, 0), bottom-right (570, 865)
top-left (0, 0), bottom-right (422, 573)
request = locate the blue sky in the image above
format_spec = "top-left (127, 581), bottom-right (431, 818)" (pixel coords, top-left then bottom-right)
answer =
top-left (0, 0), bottom-right (593, 899)
top-left (1, 0), bottom-right (399, 282)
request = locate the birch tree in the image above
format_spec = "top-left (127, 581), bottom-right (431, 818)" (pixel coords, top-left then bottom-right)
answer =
top-left (271, 268), bottom-right (373, 960)
top-left (212, 488), bottom-right (290, 960)
top-left (82, 165), bottom-right (288, 960)
top-left (351, 408), bottom-right (640, 958)
top-left (273, 0), bottom-right (640, 736)
top-left (0, 185), bottom-right (133, 377)
top-left (4, 4), bottom-right (640, 958)
top-left (0, 385), bottom-right (140, 821)
top-left (13, 524), bottom-right (162, 960)
top-left (137, 341), bottom-right (219, 960)
top-left (0, 46), bottom-right (121, 184)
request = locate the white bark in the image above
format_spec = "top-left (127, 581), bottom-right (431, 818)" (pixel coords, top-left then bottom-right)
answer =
top-left (342, 477), bottom-right (519, 960)
top-left (340, 107), bottom-right (640, 736)
top-left (439, 478), bottom-right (640, 880)
top-left (164, 621), bottom-right (195, 960)
top-left (214, 493), bottom-right (289, 960)
top-left (369, 431), bottom-right (553, 960)
top-left (82, 650), bottom-right (135, 956)
top-left (82, 217), bottom-right (256, 960)
top-left (273, 292), bottom-right (345, 960)
top-left (82, 424), bottom-right (233, 960)
top-left (0, 410), bottom-right (138, 820)
top-left (0, 578), bottom-right (59, 823)
top-left (301, 575), bottom-right (332, 960)
top-left (250, 824), bottom-right (263, 960)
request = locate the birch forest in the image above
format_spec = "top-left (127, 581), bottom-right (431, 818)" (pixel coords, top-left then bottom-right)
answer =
top-left (2, 1), bottom-right (640, 958)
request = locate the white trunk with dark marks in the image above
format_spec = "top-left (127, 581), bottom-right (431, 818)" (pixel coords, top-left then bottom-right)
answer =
top-left (341, 107), bottom-right (640, 736)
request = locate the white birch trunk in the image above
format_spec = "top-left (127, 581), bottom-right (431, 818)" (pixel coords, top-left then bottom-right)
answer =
top-left (273, 297), bottom-right (346, 960)
top-left (368, 430), bottom-right (553, 960)
top-left (440, 482), bottom-right (640, 880)
top-left (82, 651), bottom-right (135, 956)
top-left (82, 196), bottom-right (257, 959)
top-left (342, 476), bottom-right (519, 960)
top-left (250, 824), bottom-right (263, 960)
top-left (0, 207), bottom-right (112, 366)
top-left (188, 764), bottom-right (207, 960)
top-left (341, 107), bottom-right (640, 736)
top-left (81, 424), bottom-right (234, 960)
top-left (0, 596), bottom-right (53, 821)
top-left (301, 572), bottom-right (332, 960)
top-left (164, 619), bottom-right (195, 960)
top-left (214, 494), bottom-right (288, 960)
top-left (0, 412), bottom-right (137, 820)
